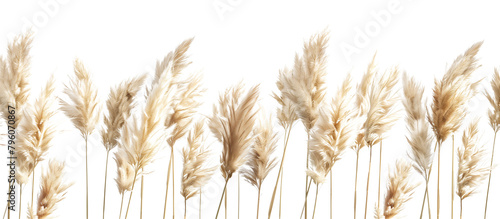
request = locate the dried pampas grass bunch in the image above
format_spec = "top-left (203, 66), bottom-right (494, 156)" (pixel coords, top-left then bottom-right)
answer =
top-left (209, 83), bottom-right (260, 218)
top-left (306, 75), bottom-right (355, 219)
top-left (29, 160), bottom-right (73, 219)
top-left (457, 120), bottom-right (489, 219)
top-left (241, 113), bottom-right (279, 219)
top-left (268, 67), bottom-right (299, 218)
top-left (429, 42), bottom-right (482, 218)
top-left (402, 74), bottom-right (434, 218)
top-left (181, 119), bottom-right (216, 218)
top-left (280, 31), bottom-right (328, 219)
top-left (484, 68), bottom-right (500, 218)
top-left (101, 74), bottom-right (147, 218)
top-left (60, 59), bottom-right (101, 219)
top-left (382, 160), bottom-right (418, 219)
top-left (16, 76), bottom-right (58, 218)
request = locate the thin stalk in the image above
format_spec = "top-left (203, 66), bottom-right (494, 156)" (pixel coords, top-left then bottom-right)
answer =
top-left (484, 130), bottom-right (498, 219)
top-left (119, 192), bottom-right (125, 219)
top-left (184, 198), bottom-right (187, 219)
top-left (225, 183), bottom-right (227, 219)
top-left (172, 149), bottom-right (176, 219)
top-left (420, 142), bottom-right (438, 219)
top-left (86, 137), bottom-right (89, 219)
top-left (238, 174), bottom-right (240, 219)
top-left (140, 171), bottom-right (144, 219)
top-left (305, 133), bottom-right (310, 219)
top-left (279, 168), bottom-right (284, 219)
top-left (215, 178), bottom-right (229, 219)
top-left (312, 184), bottom-right (319, 219)
top-left (31, 168), bottom-right (35, 214)
top-left (124, 170), bottom-right (139, 219)
top-left (267, 125), bottom-right (292, 218)
top-left (103, 150), bottom-right (110, 219)
top-left (163, 153), bottom-right (173, 219)
top-left (460, 199), bottom-right (463, 219)
top-left (18, 186), bottom-right (22, 219)
top-left (419, 176), bottom-right (431, 219)
top-left (364, 146), bottom-right (373, 219)
top-left (299, 178), bottom-right (314, 218)
top-left (198, 188), bottom-right (201, 219)
top-left (354, 148), bottom-right (360, 219)
top-left (3, 202), bottom-right (7, 219)
top-left (330, 170), bottom-right (332, 219)
top-left (437, 141), bottom-right (441, 219)
top-left (451, 135), bottom-right (454, 219)
top-left (376, 141), bottom-right (382, 212)
top-left (257, 185), bottom-right (261, 219)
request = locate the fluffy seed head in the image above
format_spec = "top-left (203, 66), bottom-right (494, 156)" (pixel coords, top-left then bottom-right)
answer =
top-left (273, 67), bottom-right (299, 129)
top-left (383, 160), bottom-right (418, 219)
top-left (209, 83), bottom-right (260, 180)
top-left (35, 160), bottom-right (73, 219)
top-left (485, 68), bottom-right (500, 132)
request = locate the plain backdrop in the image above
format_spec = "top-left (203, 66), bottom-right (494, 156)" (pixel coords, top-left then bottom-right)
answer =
top-left (1, 0), bottom-right (500, 218)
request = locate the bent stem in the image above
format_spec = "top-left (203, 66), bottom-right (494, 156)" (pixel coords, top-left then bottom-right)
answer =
top-left (312, 184), bottom-right (319, 219)
top-left (437, 141), bottom-right (442, 219)
top-left (257, 185), bottom-right (261, 219)
top-left (484, 130), bottom-right (498, 219)
top-left (140, 171), bottom-right (144, 219)
top-left (376, 141), bottom-right (382, 212)
top-left (163, 153), bottom-right (173, 219)
top-left (451, 136), bottom-right (454, 219)
top-left (85, 137), bottom-right (89, 219)
top-left (215, 178), bottom-right (229, 219)
top-left (364, 146), bottom-right (373, 219)
top-left (124, 170), bottom-right (139, 219)
top-left (119, 192), bottom-right (125, 219)
top-left (354, 148), bottom-right (360, 219)
top-left (267, 125), bottom-right (292, 218)
top-left (103, 150), bottom-right (110, 219)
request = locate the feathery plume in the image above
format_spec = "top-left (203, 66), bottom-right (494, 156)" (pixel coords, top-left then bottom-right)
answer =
top-left (485, 68), bottom-right (500, 132)
top-left (114, 149), bottom-right (136, 194)
top-left (307, 75), bottom-right (355, 184)
top-left (280, 32), bottom-right (328, 131)
top-left (34, 160), bottom-right (73, 219)
top-left (101, 74), bottom-right (147, 151)
top-left (383, 160), bottom-right (418, 219)
top-left (209, 83), bottom-right (260, 180)
top-left (429, 42), bottom-right (482, 143)
top-left (273, 67), bottom-right (299, 129)
top-left (402, 74), bottom-right (434, 178)
top-left (0, 31), bottom-right (33, 127)
top-left (457, 120), bottom-right (489, 200)
top-left (241, 114), bottom-right (279, 189)
top-left (181, 119), bottom-right (217, 200)
top-left (60, 59), bottom-right (101, 137)
top-left (209, 83), bottom-right (260, 218)
top-left (16, 76), bottom-right (58, 185)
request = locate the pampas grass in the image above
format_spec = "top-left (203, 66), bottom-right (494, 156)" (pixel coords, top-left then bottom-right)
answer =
top-left (483, 68), bottom-right (500, 218)
top-left (181, 119), bottom-right (217, 219)
top-left (118, 57), bottom-right (178, 219)
top-left (382, 160), bottom-right (418, 219)
top-left (268, 67), bottom-right (299, 219)
top-left (60, 59), bottom-right (101, 219)
top-left (158, 38), bottom-right (197, 219)
top-left (209, 83), bottom-right (260, 219)
top-left (306, 74), bottom-right (355, 219)
top-left (402, 74), bottom-right (434, 219)
top-left (30, 160), bottom-right (73, 219)
top-left (361, 64), bottom-right (400, 219)
top-left (16, 76), bottom-right (58, 218)
top-left (280, 31), bottom-right (328, 219)
top-left (100, 74), bottom-right (146, 218)
top-left (241, 114), bottom-right (279, 219)
top-left (429, 42), bottom-right (482, 218)
top-left (457, 120), bottom-right (490, 219)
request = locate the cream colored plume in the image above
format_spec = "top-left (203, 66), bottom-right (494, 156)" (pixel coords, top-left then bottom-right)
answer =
top-left (60, 59), bottom-right (101, 137)
top-left (485, 68), bottom-right (500, 132)
top-left (209, 83), bottom-right (260, 180)
top-left (273, 67), bottom-right (299, 129)
top-left (383, 160), bottom-right (418, 219)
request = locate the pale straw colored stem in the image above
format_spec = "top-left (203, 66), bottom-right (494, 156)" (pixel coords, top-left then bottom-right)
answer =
top-left (163, 154), bottom-right (173, 219)
top-left (103, 150), bottom-right (110, 219)
top-left (124, 170), bottom-right (139, 219)
top-left (484, 131), bottom-right (498, 219)
top-left (364, 146), bottom-right (373, 219)
top-left (215, 178), bottom-right (229, 219)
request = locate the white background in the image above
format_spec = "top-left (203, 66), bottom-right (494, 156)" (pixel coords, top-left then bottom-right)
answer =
top-left (1, 0), bottom-right (500, 218)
